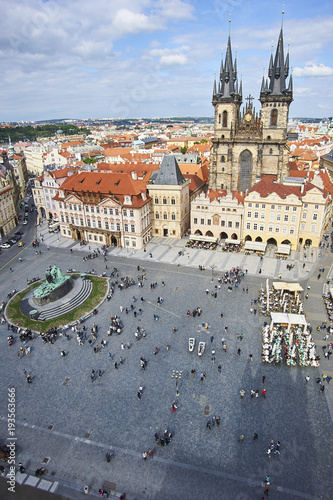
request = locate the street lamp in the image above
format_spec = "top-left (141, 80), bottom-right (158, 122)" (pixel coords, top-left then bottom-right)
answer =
top-left (210, 264), bottom-right (216, 282)
top-left (172, 370), bottom-right (183, 396)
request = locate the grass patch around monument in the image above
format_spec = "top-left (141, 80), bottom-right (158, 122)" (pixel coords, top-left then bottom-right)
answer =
top-left (6, 275), bottom-right (107, 332)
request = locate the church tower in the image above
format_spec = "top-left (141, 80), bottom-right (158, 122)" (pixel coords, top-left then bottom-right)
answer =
top-left (209, 33), bottom-right (242, 191)
top-left (259, 25), bottom-right (293, 182)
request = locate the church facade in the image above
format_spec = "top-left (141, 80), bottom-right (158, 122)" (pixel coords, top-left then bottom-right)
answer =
top-left (209, 28), bottom-right (293, 193)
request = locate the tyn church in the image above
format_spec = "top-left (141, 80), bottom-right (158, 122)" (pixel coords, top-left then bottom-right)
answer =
top-left (209, 26), bottom-right (293, 192)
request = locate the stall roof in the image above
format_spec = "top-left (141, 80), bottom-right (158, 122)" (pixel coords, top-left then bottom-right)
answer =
top-left (270, 312), bottom-right (289, 324)
top-left (244, 241), bottom-right (267, 251)
top-left (189, 234), bottom-right (217, 243)
top-left (270, 312), bottom-right (307, 326)
top-left (288, 313), bottom-right (307, 326)
top-left (330, 287), bottom-right (333, 298)
top-left (276, 244), bottom-right (291, 255)
top-left (225, 238), bottom-right (241, 245)
top-left (273, 282), bottom-right (303, 292)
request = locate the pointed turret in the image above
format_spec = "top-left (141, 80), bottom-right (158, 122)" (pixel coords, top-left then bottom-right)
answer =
top-left (260, 76), bottom-right (265, 93)
top-left (212, 77), bottom-right (217, 99)
top-left (213, 33), bottom-right (242, 103)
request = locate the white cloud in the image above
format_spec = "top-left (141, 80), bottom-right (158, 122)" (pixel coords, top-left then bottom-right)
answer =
top-left (110, 9), bottom-right (161, 37)
top-left (155, 0), bottom-right (195, 21)
top-left (159, 54), bottom-right (189, 66)
top-left (293, 64), bottom-right (333, 77)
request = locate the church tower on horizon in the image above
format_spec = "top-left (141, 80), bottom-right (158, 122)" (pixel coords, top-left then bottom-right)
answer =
top-left (209, 21), bottom-right (293, 193)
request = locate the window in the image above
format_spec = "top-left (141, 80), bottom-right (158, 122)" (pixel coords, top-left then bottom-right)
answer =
top-left (163, 197), bottom-right (167, 204)
top-left (94, 235), bottom-right (97, 241)
top-left (155, 197), bottom-right (158, 204)
top-left (290, 226), bottom-right (294, 234)
top-left (284, 214), bottom-right (289, 222)
top-left (98, 221), bottom-right (102, 228)
top-left (172, 213), bottom-right (176, 221)
top-left (171, 197), bottom-right (175, 205)
top-left (156, 212), bottom-right (159, 219)
top-left (313, 213), bottom-right (318, 221)
top-left (99, 236), bottom-right (103, 242)
top-left (91, 206), bottom-right (94, 213)
top-left (311, 225), bottom-right (316, 233)
top-left (282, 226), bottom-right (287, 234)
top-left (291, 215), bottom-right (296, 223)
top-left (255, 203), bottom-right (259, 208)
top-left (277, 213), bottom-right (281, 221)
top-left (131, 224), bottom-right (135, 232)
top-left (116, 223), bottom-right (120, 231)
top-left (271, 205), bottom-right (275, 210)
top-left (88, 234), bottom-right (92, 240)
top-left (247, 212), bottom-right (252, 218)
top-left (64, 203), bottom-right (67, 209)
top-left (302, 212), bottom-right (307, 219)
top-left (300, 224), bottom-right (305, 231)
top-left (105, 221), bottom-right (109, 229)
top-left (87, 219), bottom-right (91, 227)
top-left (235, 222), bottom-right (240, 228)
top-left (261, 212), bottom-right (265, 219)
top-left (78, 205), bottom-right (81, 211)
top-left (71, 217), bottom-right (74, 224)
top-left (246, 222), bottom-right (251, 230)
top-left (253, 223), bottom-right (258, 230)
top-left (69, 204), bottom-right (72, 210)
top-left (259, 224), bottom-right (264, 231)
top-left (268, 225), bottom-right (273, 232)
top-left (96, 207), bottom-right (100, 214)
top-left (254, 212), bottom-right (259, 219)
top-left (285, 205), bottom-right (289, 211)
top-left (92, 220), bottom-right (96, 228)
top-left (221, 220), bottom-right (225, 227)
top-left (275, 225), bottom-right (280, 233)
top-left (292, 206), bottom-right (297, 212)
top-left (228, 221), bottom-right (232, 228)
top-left (115, 209), bottom-right (119, 215)
top-left (221, 155), bottom-right (225, 163)
top-left (314, 204), bottom-right (319, 210)
top-left (85, 206), bottom-right (89, 212)
top-left (123, 209), bottom-right (127, 216)
top-left (262, 204), bottom-right (266, 209)
top-left (218, 113), bottom-right (221, 124)
top-left (248, 203), bottom-right (252, 208)
top-left (104, 208), bottom-right (107, 214)
top-left (269, 148), bottom-right (273, 154)
top-left (271, 109), bottom-right (277, 126)
top-left (277, 205), bottom-right (282, 211)
top-left (130, 210), bottom-right (134, 217)
top-left (201, 219), bottom-right (204, 224)
top-left (61, 215), bottom-right (64, 222)
top-left (164, 213), bottom-right (167, 220)
top-left (65, 215), bottom-right (69, 223)
top-left (111, 223), bottom-right (114, 230)
top-left (59, 202), bottom-right (62, 209)
top-left (194, 218), bottom-right (197, 224)
top-left (109, 208), bottom-right (113, 215)
top-left (124, 224), bottom-right (128, 232)
top-left (222, 110), bottom-right (228, 127)
top-left (304, 203), bottom-right (308, 208)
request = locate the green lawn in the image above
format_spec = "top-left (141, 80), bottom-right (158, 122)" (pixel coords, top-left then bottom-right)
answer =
top-left (6, 276), bottom-right (108, 332)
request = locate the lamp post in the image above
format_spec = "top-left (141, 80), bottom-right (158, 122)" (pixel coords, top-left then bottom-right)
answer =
top-left (172, 370), bottom-right (182, 396)
top-left (210, 264), bottom-right (216, 282)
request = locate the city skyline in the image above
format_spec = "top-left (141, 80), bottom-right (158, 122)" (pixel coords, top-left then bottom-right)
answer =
top-left (1, 0), bottom-right (333, 122)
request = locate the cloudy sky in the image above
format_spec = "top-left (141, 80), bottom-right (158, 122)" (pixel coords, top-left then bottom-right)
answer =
top-left (1, 0), bottom-right (333, 121)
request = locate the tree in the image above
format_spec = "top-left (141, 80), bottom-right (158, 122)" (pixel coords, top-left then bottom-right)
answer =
top-left (181, 146), bottom-right (187, 154)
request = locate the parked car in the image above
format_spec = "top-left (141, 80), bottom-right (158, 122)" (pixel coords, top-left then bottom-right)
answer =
top-left (22, 220), bottom-right (28, 225)
top-left (0, 243), bottom-right (11, 249)
top-left (18, 241), bottom-right (25, 247)
top-left (15, 231), bottom-right (23, 236)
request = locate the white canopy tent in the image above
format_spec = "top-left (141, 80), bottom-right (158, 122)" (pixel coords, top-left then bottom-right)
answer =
top-left (225, 238), bottom-right (241, 245)
top-left (244, 241), bottom-right (267, 252)
top-left (270, 312), bottom-right (308, 333)
top-left (189, 234), bottom-right (217, 243)
top-left (276, 244), bottom-right (291, 255)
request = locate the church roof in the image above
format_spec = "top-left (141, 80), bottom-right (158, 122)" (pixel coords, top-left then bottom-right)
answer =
top-left (153, 155), bottom-right (186, 185)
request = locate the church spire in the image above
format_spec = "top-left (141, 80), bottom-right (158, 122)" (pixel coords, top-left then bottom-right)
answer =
top-left (213, 28), bottom-right (242, 103)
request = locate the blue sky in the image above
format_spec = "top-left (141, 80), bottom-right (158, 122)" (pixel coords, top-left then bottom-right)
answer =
top-left (0, 0), bottom-right (332, 121)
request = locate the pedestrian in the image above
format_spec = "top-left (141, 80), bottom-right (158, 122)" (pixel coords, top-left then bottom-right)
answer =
top-left (206, 421), bottom-right (211, 430)
top-left (149, 450), bottom-right (153, 459)
top-left (218, 364), bottom-right (221, 373)
top-left (98, 370), bottom-right (102, 377)
top-left (216, 416), bottom-right (220, 426)
top-left (114, 362), bottom-right (118, 369)
top-left (261, 388), bottom-right (266, 398)
top-left (305, 376), bottom-right (310, 384)
top-left (262, 375), bottom-right (266, 384)
top-left (172, 401), bottom-right (177, 412)
top-left (142, 451), bottom-right (147, 460)
top-left (264, 485), bottom-right (270, 495)
top-left (154, 433), bottom-right (159, 442)
top-left (249, 353), bottom-right (253, 361)
top-left (274, 441), bottom-right (280, 455)
top-left (191, 368), bottom-right (196, 377)
top-left (239, 434), bottom-right (245, 442)
top-left (255, 389), bottom-right (259, 398)
top-left (200, 373), bottom-right (204, 382)
top-left (223, 344), bottom-right (227, 352)
top-left (237, 348), bottom-right (241, 355)
top-left (61, 350), bottom-right (66, 357)
top-left (320, 385), bottom-right (325, 393)
top-left (210, 335), bottom-right (214, 343)
top-left (240, 389), bottom-right (245, 398)
top-left (266, 448), bottom-right (271, 459)
top-left (253, 433), bottom-right (258, 440)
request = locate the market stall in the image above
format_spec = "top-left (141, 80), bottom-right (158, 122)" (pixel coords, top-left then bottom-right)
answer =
top-left (244, 241), bottom-right (267, 256)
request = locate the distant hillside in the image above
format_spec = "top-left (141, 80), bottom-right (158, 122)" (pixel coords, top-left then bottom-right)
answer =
top-left (0, 124), bottom-right (90, 143)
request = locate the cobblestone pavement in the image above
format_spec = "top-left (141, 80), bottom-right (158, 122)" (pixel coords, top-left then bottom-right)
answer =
top-left (0, 229), bottom-right (332, 500)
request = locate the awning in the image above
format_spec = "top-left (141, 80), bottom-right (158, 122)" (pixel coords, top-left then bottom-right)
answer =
top-left (189, 234), bottom-right (217, 243)
top-left (270, 312), bottom-right (289, 324)
top-left (244, 241), bottom-right (267, 252)
top-left (276, 244), bottom-right (291, 255)
top-left (225, 238), bottom-right (241, 245)
top-left (273, 282), bottom-right (303, 292)
top-left (270, 312), bottom-right (307, 326)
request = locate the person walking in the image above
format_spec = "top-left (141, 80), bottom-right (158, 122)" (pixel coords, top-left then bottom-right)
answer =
top-left (274, 441), bottom-right (281, 455)
top-left (262, 375), bottom-right (266, 384)
top-left (237, 348), bottom-right (241, 355)
top-left (249, 353), bottom-right (253, 361)
top-left (142, 451), bottom-right (147, 460)
top-left (261, 388), bottom-right (266, 398)
top-left (305, 376), bottom-right (310, 384)
top-left (240, 389), bottom-right (245, 399)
